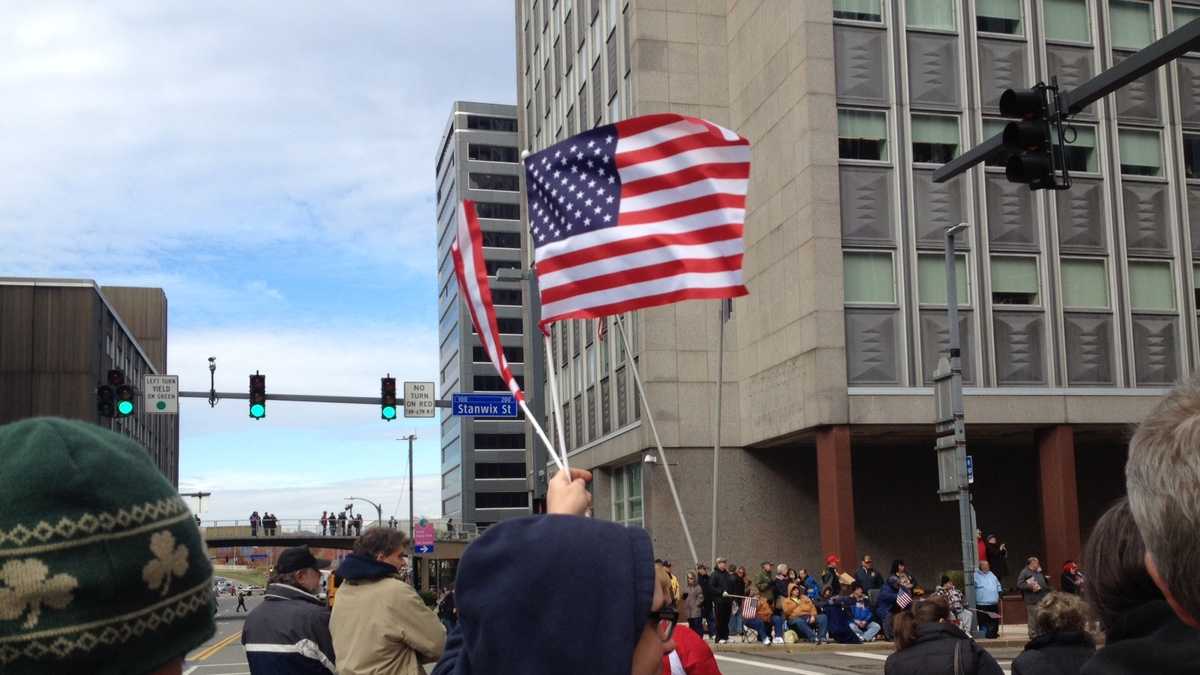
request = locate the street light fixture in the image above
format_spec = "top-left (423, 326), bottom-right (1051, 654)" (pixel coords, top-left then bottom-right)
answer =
top-left (344, 496), bottom-right (382, 527)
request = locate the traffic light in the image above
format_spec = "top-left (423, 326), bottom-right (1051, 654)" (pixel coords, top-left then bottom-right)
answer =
top-left (999, 84), bottom-right (1069, 190)
top-left (249, 373), bottom-right (266, 419)
top-left (97, 376), bottom-right (116, 418)
top-left (381, 376), bottom-right (397, 421)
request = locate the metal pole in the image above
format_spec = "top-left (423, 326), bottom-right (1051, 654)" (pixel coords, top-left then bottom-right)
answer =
top-left (615, 314), bottom-right (700, 566)
top-left (710, 301), bottom-right (725, 566)
top-left (408, 435), bottom-right (415, 548)
top-left (945, 223), bottom-right (978, 630)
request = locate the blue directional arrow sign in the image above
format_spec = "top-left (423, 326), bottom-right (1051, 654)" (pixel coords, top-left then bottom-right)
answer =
top-left (452, 393), bottom-right (518, 418)
top-left (966, 455), bottom-right (974, 485)
top-left (415, 544), bottom-right (435, 554)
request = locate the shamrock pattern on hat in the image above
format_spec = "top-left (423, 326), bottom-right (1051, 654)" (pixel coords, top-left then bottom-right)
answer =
top-left (0, 558), bottom-right (78, 629)
top-left (142, 531), bottom-right (189, 597)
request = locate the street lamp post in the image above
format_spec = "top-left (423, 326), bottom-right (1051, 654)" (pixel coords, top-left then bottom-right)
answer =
top-left (344, 496), bottom-right (382, 529)
top-left (398, 435), bottom-right (417, 547)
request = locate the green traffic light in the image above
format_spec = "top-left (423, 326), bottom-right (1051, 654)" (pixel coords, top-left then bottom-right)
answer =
top-left (250, 403), bottom-right (266, 418)
top-left (117, 400), bottom-right (135, 416)
top-left (382, 406), bottom-right (397, 420)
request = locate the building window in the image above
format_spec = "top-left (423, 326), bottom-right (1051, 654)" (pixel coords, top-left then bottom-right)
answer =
top-left (1175, 4), bottom-right (1200, 29)
top-left (1110, 0), bottom-right (1154, 51)
top-left (1064, 125), bottom-right (1099, 173)
top-left (475, 202), bottom-right (521, 219)
top-left (601, 377), bottom-right (611, 434)
top-left (991, 256), bottom-right (1040, 305)
top-left (1129, 261), bottom-right (1176, 311)
top-left (473, 374), bottom-right (525, 391)
top-left (481, 231), bottom-right (521, 249)
top-left (484, 259), bottom-right (521, 276)
top-left (475, 492), bottom-right (530, 509)
top-left (466, 115), bottom-right (518, 132)
top-left (1061, 258), bottom-right (1110, 309)
top-left (838, 109), bottom-right (889, 161)
top-left (468, 144), bottom-right (519, 162)
top-left (612, 462), bottom-right (643, 527)
top-left (469, 173), bottom-right (520, 191)
top-left (616, 367), bottom-right (628, 426)
top-left (907, 0), bottom-right (955, 30)
top-left (490, 288), bottom-right (524, 306)
top-left (574, 395), bottom-right (584, 447)
top-left (843, 251), bottom-right (897, 304)
top-left (833, 0), bottom-right (882, 22)
top-left (911, 115), bottom-right (959, 164)
top-left (473, 345), bottom-right (524, 363)
top-left (475, 462), bottom-right (527, 479)
top-left (1118, 129), bottom-right (1163, 177)
top-left (474, 433), bottom-right (525, 450)
top-left (1044, 0), bottom-right (1091, 43)
top-left (917, 254), bottom-right (970, 306)
top-left (976, 0), bottom-right (1023, 34)
top-left (1183, 133), bottom-right (1200, 178)
top-left (1193, 263), bottom-right (1200, 307)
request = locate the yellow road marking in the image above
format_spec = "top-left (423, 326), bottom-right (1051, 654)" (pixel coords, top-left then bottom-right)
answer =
top-left (191, 630), bottom-right (242, 661)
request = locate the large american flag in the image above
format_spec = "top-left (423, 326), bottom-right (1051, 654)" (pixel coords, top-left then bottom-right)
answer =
top-left (450, 200), bottom-right (524, 402)
top-left (524, 113), bottom-right (751, 328)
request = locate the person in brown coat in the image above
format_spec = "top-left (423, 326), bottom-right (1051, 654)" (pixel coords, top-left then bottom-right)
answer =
top-left (783, 583), bottom-right (829, 643)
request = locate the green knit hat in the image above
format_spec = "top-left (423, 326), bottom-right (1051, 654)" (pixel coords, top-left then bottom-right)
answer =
top-left (0, 418), bottom-right (215, 674)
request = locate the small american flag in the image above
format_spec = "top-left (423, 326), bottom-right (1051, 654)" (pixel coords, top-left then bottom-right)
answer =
top-left (896, 588), bottom-right (913, 610)
top-left (740, 597), bottom-right (758, 621)
top-left (524, 113), bottom-right (751, 329)
top-left (451, 200), bottom-right (524, 402)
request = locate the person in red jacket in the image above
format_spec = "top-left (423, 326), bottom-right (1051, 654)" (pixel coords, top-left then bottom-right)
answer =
top-left (976, 529), bottom-right (987, 567)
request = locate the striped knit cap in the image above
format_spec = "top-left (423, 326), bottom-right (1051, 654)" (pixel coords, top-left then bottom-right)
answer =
top-left (0, 418), bottom-right (215, 674)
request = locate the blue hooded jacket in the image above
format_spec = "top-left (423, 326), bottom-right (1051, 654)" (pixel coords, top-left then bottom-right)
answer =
top-left (431, 514), bottom-right (655, 675)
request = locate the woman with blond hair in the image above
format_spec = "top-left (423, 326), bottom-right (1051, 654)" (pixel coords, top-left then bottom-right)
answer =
top-left (1011, 592), bottom-right (1095, 675)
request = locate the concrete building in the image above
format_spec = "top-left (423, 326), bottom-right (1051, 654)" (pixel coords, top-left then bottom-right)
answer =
top-left (514, 0), bottom-right (1199, 582)
top-left (0, 278), bottom-right (179, 484)
top-left (435, 101), bottom-right (534, 527)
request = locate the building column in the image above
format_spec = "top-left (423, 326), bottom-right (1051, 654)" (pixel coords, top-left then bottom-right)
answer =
top-left (1037, 425), bottom-right (1081, 583)
top-left (817, 425), bottom-right (857, 567)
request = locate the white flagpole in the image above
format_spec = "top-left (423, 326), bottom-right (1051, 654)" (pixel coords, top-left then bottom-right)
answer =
top-left (543, 333), bottom-right (570, 472)
top-left (711, 300), bottom-right (726, 567)
top-left (615, 313), bottom-right (700, 566)
top-left (521, 399), bottom-right (566, 474)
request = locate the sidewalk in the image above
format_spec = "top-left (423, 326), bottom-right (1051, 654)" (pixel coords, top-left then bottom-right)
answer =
top-left (709, 624), bottom-right (1034, 654)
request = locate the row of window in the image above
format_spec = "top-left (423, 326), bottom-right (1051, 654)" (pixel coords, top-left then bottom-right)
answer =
top-left (475, 202), bottom-right (520, 220)
top-left (834, 0), bottom-right (1199, 48)
top-left (471, 316), bottom-right (523, 335)
top-left (474, 433), bottom-right (525, 450)
top-left (469, 172), bottom-right (519, 192)
top-left (481, 230), bottom-right (521, 249)
top-left (466, 115), bottom-right (518, 132)
top-left (472, 345), bottom-right (524, 363)
top-left (838, 108), bottom-right (1187, 178)
top-left (844, 251), bottom-right (1181, 312)
top-left (476, 492), bottom-right (530, 509)
top-left (475, 462), bottom-right (527, 479)
top-left (468, 144), bottom-right (519, 163)
top-left (474, 374), bottom-right (526, 391)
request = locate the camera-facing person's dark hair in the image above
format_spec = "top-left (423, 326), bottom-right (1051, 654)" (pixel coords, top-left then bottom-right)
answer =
top-left (1083, 497), bottom-right (1164, 638)
top-left (352, 527), bottom-right (409, 559)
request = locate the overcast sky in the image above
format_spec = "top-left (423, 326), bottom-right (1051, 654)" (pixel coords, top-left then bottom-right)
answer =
top-left (1, 2), bottom-right (517, 520)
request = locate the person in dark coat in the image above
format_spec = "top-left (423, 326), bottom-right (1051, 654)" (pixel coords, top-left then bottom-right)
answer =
top-left (1080, 498), bottom-right (1200, 675)
top-left (883, 596), bottom-right (1004, 675)
top-left (1060, 561), bottom-right (1084, 595)
top-left (821, 554), bottom-right (843, 596)
top-left (818, 586), bottom-right (858, 644)
top-left (696, 564), bottom-right (715, 638)
top-left (985, 534), bottom-right (1009, 587)
top-left (708, 558), bottom-right (735, 643)
top-left (1012, 592), bottom-right (1095, 675)
top-left (854, 555), bottom-right (884, 604)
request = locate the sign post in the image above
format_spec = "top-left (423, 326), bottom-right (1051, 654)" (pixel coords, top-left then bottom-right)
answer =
top-left (933, 222), bottom-right (978, 635)
top-left (143, 375), bottom-right (179, 414)
top-left (403, 382), bottom-right (436, 418)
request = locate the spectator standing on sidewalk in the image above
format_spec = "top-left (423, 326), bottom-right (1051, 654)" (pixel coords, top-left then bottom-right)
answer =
top-left (728, 565), bottom-right (748, 638)
top-left (709, 558), bottom-right (735, 643)
top-left (696, 564), bottom-right (715, 639)
top-left (321, 511), bottom-right (329, 536)
top-left (975, 560), bottom-right (1004, 639)
top-left (1080, 497), bottom-right (1200, 675)
top-left (884, 596), bottom-right (1003, 675)
top-left (684, 571), bottom-right (704, 636)
top-left (1018, 557), bottom-right (1051, 638)
top-left (243, 546), bottom-right (336, 674)
top-left (1011, 592), bottom-right (1095, 675)
top-left (855, 555), bottom-right (884, 606)
top-left (331, 528), bottom-right (445, 675)
top-left (1060, 562), bottom-right (1084, 596)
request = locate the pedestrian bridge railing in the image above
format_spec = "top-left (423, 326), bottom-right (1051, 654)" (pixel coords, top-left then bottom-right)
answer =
top-left (199, 518), bottom-right (480, 542)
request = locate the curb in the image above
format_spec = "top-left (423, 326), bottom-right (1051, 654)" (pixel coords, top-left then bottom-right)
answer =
top-left (710, 638), bottom-right (1031, 654)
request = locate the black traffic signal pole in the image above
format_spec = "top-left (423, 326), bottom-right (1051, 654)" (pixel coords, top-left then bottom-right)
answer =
top-left (178, 391), bottom-right (454, 407)
top-left (934, 16), bottom-right (1200, 184)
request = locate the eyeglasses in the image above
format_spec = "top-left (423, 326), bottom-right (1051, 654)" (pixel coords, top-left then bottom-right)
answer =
top-left (648, 606), bottom-right (678, 642)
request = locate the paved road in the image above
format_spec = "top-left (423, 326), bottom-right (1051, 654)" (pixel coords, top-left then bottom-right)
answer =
top-left (182, 593), bottom-right (262, 675)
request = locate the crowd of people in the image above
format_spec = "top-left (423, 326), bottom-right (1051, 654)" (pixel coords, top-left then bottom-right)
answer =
top-left (248, 510), bottom-right (280, 536)
top-left (319, 509), bottom-right (365, 536)
top-left (6, 375), bottom-right (1200, 674)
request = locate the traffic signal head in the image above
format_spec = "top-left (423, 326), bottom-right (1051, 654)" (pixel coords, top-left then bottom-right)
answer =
top-left (381, 377), bottom-right (397, 421)
top-left (97, 384), bottom-right (115, 418)
top-left (249, 373), bottom-right (266, 419)
top-left (999, 88), bottom-right (1045, 119)
top-left (999, 86), bottom-right (1056, 189)
top-left (115, 384), bottom-right (136, 416)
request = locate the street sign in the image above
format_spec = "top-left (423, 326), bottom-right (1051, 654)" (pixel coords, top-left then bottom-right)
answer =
top-left (143, 375), bottom-right (179, 414)
top-left (414, 522), bottom-right (435, 547)
top-left (451, 393), bottom-right (517, 418)
top-left (403, 381), bottom-right (436, 418)
top-left (414, 544), bottom-right (434, 554)
top-left (966, 455), bottom-right (974, 485)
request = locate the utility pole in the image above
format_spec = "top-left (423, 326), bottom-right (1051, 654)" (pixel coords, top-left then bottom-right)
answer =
top-left (933, 223), bottom-right (977, 633)
top-left (399, 434), bottom-right (417, 547)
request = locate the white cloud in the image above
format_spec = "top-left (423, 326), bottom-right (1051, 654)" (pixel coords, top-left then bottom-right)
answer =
top-left (180, 474), bottom-right (442, 522)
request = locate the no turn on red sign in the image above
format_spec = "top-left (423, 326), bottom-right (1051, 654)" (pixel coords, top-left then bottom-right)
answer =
top-left (403, 381), bottom-right (436, 418)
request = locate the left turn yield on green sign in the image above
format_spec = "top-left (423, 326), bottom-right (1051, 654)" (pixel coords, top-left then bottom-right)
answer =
top-left (143, 375), bottom-right (179, 414)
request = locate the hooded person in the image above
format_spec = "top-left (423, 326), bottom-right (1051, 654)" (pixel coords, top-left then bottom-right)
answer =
top-left (432, 468), bottom-right (674, 675)
top-left (0, 418), bottom-right (216, 675)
